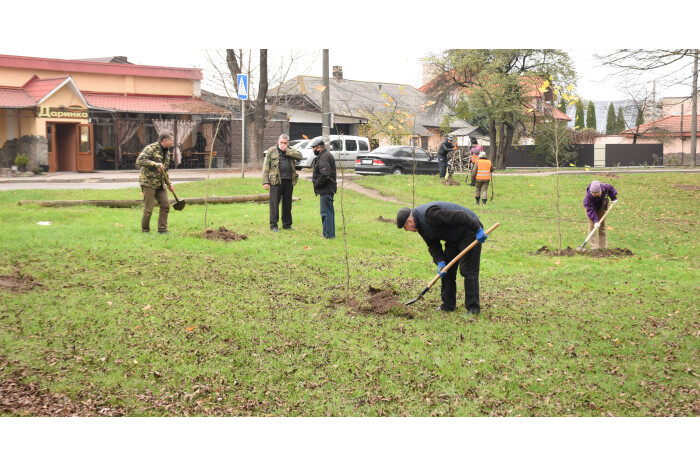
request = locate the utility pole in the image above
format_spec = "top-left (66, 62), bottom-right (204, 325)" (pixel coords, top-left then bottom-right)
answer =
top-left (691, 49), bottom-right (698, 168)
top-left (322, 49), bottom-right (330, 144)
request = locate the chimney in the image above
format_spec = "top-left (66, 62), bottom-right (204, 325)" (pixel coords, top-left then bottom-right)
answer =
top-left (333, 65), bottom-right (343, 81)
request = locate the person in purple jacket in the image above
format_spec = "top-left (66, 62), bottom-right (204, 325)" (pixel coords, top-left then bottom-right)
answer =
top-left (584, 180), bottom-right (618, 249)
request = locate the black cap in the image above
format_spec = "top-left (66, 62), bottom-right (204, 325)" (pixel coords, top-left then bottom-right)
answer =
top-left (396, 207), bottom-right (411, 228)
top-left (309, 136), bottom-right (325, 147)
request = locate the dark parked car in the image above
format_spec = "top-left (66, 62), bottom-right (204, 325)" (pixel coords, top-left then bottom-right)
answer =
top-left (354, 145), bottom-right (438, 175)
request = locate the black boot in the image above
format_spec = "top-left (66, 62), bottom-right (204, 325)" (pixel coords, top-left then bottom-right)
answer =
top-left (475, 197), bottom-right (480, 206)
top-left (482, 199), bottom-right (487, 205)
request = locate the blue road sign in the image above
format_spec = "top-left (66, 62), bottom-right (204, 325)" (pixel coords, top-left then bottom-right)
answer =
top-left (237, 74), bottom-right (248, 100)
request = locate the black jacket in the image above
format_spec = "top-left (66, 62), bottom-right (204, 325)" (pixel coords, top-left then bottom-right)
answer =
top-left (437, 139), bottom-right (454, 158)
top-left (411, 201), bottom-right (482, 264)
top-left (312, 148), bottom-right (337, 195)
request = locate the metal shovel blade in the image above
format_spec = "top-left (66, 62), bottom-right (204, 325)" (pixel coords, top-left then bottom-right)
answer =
top-left (405, 287), bottom-right (429, 306)
top-left (173, 198), bottom-right (186, 211)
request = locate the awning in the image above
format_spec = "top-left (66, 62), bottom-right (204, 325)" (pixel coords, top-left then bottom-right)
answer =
top-left (84, 93), bottom-right (230, 115)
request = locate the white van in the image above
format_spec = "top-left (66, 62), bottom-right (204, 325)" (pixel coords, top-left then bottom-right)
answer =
top-left (295, 135), bottom-right (371, 170)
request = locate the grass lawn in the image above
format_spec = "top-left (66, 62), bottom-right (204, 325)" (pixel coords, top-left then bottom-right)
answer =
top-left (0, 170), bottom-right (698, 416)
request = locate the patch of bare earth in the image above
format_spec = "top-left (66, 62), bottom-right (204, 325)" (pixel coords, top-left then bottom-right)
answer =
top-left (597, 172), bottom-right (622, 179)
top-left (442, 178), bottom-right (461, 186)
top-left (0, 360), bottom-right (123, 416)
top-left (376, 216), bottom-right (394, 223)
top-left (0, 269), bottom-right (42, 292)
top-left (202, 226), bottom-right (247, 242)
top-left (534, 245), bottom-right (634, 257)
top-left (335, 285), bottom-right (414, 318)
top-left (670, 184), bottom-right (700, 191)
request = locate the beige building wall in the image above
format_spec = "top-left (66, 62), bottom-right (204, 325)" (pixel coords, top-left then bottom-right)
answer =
top-left (0, 67), bottom-right (194, 96)
top-left (0, 109), bottom-right (37, 141)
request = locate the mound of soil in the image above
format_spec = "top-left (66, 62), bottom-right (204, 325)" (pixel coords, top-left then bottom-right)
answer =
top-left (202, 226), bottom-right (247, 242)
top-left (670, 184), bottom-right (700, 191)
top-left (376, 216), bottom-right (394, 224)
top-left (442, 178), bottom-right (461, 186)
top-left (338, 285), bottom-right (414, 318)
top-left (597, 172), bottom-right (621, 179)
top-left (0, 269), bottom-right (42, 292)
top-left (535, 245), bottom-right (634, 257)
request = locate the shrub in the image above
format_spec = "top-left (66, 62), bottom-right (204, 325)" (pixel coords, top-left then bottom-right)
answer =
top-left (14, 154), bottom-right (29, 167)
top-left (31, 166), bottom-right (43, 175)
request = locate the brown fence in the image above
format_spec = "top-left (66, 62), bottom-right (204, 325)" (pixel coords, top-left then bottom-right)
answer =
top-left (605, 144), bottom-right (663, 166)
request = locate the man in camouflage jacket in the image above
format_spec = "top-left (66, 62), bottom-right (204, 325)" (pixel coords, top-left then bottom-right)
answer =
top-left (262, 134), bottom-right (302, 231)
top-left (136, 130), bottom-right (175, 233)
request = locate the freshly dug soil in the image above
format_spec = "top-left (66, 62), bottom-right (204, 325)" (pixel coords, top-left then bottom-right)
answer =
top-left (534, 245), bottom-right (634, 257)
top-left (376, 216), bottom-right (394, 223)
top-left (597, 172), bottom-right (621, 179)
top-left (202, 226), bottom-right (247, 242)
top-left (0, 269), bottom-right (42, 292)
top-left (443, 178), bottom-right (461, 186)
top-left (337, 285), bottom-right (414, 318)
top-left (671, 184), bottom-right (700, 191)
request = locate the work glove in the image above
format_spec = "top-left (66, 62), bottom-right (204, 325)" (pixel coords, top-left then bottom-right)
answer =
top-left (437, 261), bottom-right (447, 277)
top-left (611, 199), bottom-right (618, 205)
top-left (476, 227), bottom-right (488, 243)
top-left (594, 222), bottom-right (601, 229)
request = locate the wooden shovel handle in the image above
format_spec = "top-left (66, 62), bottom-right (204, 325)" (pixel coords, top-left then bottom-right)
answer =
top-left (426, 222), bottom-right (500, 288)
top-left (581, 201), bottom-right (616, 246)
top-left (160, 169), bottom-right (180, 202)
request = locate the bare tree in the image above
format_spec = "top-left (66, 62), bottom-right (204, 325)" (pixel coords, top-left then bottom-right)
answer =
top-left (596, 49), bottom-right (698, 166)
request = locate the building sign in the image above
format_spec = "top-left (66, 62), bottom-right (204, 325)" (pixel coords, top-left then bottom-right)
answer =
top-left (38, 104), bottom-right (88, 119)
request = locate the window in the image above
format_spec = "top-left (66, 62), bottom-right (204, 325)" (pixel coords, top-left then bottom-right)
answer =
top-left (358, 140), bottom-right (369, 151)
top-left (79, 126), bottom-right (91, 153)
top-left (330, 139), bottom-right (342, 151)
top-left (345, 139), bottom-right (358, 151)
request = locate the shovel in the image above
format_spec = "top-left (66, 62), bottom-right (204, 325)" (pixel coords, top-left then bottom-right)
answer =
top-left (161, 169), bottom-right (186, 211)
top-left (405, 222), bottom-right (500, 305)
top-left (575, 201), bottom-right (616, 251)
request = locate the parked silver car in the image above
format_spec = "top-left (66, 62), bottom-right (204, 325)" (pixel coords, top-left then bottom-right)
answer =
top-left (295, 135), bottom-right (371, 170)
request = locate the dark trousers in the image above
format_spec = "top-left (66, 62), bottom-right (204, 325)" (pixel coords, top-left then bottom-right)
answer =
top-left (440, 234), bottom-right (481, 312)
top-left (141, 186), bottom-right (169, 232)
top-left (320, 193), bottom-right (335, 238)
top-left (269, 179), bottom-right (293, 229)
top-left (438, 155), bottom-right (447, 178)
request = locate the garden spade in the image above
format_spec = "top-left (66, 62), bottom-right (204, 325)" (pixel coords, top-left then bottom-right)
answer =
top-left (161, 170), bottom-right (186, 211)
top-left (575, 201), bottom-right (616, 251)
top-left (405, 222), bottom-right (500, 305)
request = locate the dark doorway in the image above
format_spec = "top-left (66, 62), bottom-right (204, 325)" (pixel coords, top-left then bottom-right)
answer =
top-left (55, 123), bottom-right (77, 171)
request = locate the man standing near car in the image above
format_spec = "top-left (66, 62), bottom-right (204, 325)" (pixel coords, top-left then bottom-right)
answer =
top-left (437, 135), bottom-right (455, 178)
top-left (397, 201), bottom-right (488, 315)
top-left (310, 136), bottom-right (337, 239)
top-left (263, 134), bottom-right (302, 232)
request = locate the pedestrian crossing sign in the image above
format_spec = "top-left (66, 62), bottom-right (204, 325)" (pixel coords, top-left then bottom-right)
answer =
top-left (237, 74), bottom-right (248, 100)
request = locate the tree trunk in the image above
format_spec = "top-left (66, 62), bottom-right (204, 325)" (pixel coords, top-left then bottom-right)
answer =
top-left (692, 49), bottom-right (698, 168)
top-left (251, 50), bottom-right (269, 166)
top-left (17, 194), bottom-right (297, 208)
top-left (489, 119), bottom-right (498, 164)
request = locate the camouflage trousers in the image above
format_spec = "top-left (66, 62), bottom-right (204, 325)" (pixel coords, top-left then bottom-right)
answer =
top-left (141, 186), bottom-right (170, 232)
top-left (474, 180), bottom-right (490, 200)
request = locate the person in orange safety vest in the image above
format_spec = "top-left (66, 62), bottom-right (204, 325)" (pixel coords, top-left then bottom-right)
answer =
top-left (469, 152), bottom-right (494, 205)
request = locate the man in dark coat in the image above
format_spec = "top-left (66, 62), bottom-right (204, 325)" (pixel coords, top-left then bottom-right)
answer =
top-left (310, 136), bottom-right (337, 239)
top-left (437, 136), bottom-right (455, 178)
top-left (397, 201), bottom-right (488, 314)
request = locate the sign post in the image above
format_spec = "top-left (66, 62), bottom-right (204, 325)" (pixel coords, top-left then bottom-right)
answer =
top-left (237, 74), bottom-right (248, 178)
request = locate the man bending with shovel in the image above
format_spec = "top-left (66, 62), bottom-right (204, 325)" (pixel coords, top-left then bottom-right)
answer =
top-left (397, 202), bottom-right (488, 315)
top-left (583, 180), bottom-right (618, 250)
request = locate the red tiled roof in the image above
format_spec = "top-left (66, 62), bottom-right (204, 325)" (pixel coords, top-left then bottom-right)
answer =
top-left (84, 93), bottom-right (229, 115)
top-left (0, 54), bottom-right (202, 80)
top-left (0, 87), bottom-right (36, 108)
top-left (622, 114), bottom-right (700, 136)
top-left (22, 75), bottom-right (71, 101)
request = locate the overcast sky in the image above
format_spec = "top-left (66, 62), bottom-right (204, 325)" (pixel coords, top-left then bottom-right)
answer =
top-left (3, 2), bottom-right (696, 102)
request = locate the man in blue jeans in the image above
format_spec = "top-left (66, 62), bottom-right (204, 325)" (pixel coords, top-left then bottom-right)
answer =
top-left (397, 201), bottom-right (488, 314)
top-left (309, 136), bottom-right (337, 239)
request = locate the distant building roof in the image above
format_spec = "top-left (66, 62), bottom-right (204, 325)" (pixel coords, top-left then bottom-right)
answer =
top-left (621, 114), bottom-right (700, 137)
top-left (0, 54), bottom-right (202, 80)
top-left (272, 75), bottom-right (469, 130)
